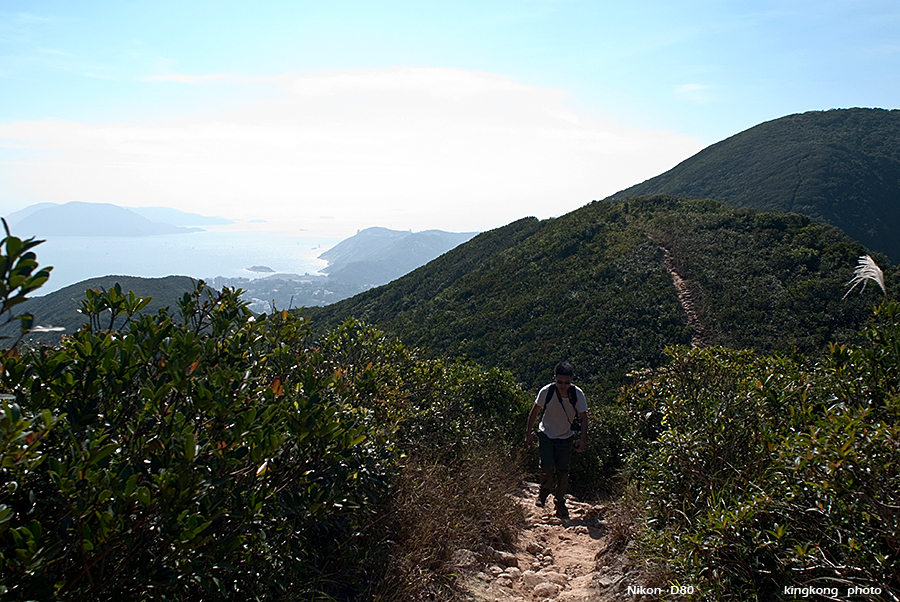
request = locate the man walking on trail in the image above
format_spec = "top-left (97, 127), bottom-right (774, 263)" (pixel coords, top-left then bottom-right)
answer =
top-left (524, 361), bottom-right (588, 519)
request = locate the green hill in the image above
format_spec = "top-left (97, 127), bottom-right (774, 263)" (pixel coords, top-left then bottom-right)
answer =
top-left (607, 108), bottom-right (900, 263)
top-left (3, 275), bottom-right (199, 347)
top-left (304, 197), bottom-right (894, 397)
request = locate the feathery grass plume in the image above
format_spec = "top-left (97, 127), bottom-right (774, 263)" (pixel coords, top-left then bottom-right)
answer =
top-left (843, 254), bottom-right (886, 299)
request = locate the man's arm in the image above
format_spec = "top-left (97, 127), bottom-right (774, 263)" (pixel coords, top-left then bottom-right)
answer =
top-left (575, 411), bottom-right (588, 452)
top-left (524, 404), bottom-right (542, 449)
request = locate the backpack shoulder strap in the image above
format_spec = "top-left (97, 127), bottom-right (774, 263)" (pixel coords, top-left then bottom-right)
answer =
top-left (540, 384), bottom-right (556, 416)
top-left (568, 387), bottom-right (579, 410)
top-left (543, 384), bottom-right (557, 407)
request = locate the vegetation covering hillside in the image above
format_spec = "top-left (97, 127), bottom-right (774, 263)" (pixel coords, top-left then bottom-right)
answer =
top-left (607, 108), bottom-right (900, 262)
top-left (305, 197), bottom-right (892, 396)
top-left (624, 300), bottom-right (900, 599)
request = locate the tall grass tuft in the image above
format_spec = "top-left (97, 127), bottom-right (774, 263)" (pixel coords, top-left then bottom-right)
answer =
top-left (374, 447), bottom-right (526, 602)
top-left (843, 254), bottom-right (886, 298)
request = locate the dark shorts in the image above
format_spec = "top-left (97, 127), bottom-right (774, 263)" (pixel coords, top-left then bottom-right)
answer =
top-left (538, 432), bottom-right (574, 474)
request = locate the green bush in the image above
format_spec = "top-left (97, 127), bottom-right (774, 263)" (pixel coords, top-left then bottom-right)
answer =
top-left (624, 303), bottom-right (900, 600)
top-left (0, 222), bottom-right (52, 344)
top-left (567, 400), bottom-right (628, 498)
top-left (1, 283), bottom-right (403, 600)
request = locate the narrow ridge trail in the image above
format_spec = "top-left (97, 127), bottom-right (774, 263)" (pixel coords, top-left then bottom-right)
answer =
top-left (459, 482), bottom-right (660, 602)
top-left (653, 238), bottom-right (710, 349)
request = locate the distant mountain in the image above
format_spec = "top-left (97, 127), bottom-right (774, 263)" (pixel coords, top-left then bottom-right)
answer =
top-left (318, 227), bottom-right (410, 267)
top-left (318, 227), bottom-right (478, 286)
top-left (6, 202), bottom-right (203, 237)
top-left (305, 197), bottom-right (892, 394)
top-left (3, 203), bottom-right (58, 224)
top-left (5, 225), bottom-right (480, 338)
top-left (2, 275), bottom-right (199, 347)
top-left (130, 206), bottom-right (233, 227)
top-left (606, 108), bottom-right (900, 262)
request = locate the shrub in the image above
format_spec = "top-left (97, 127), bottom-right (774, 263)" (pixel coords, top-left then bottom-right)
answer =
top-left (0, 222), bottom-right (52, 344)
top-left (0, 282), bottom-right (403, 600)
top-left (624, 304), bottom-right (900, 600)
top-left (567, 400), bottom-right (628, 499)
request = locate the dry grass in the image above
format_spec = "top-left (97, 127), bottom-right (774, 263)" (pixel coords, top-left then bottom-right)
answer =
top-left (374, 447), bottom-right (527, 602)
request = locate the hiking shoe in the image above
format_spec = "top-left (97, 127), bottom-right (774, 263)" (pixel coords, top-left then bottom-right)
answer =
top-left (555, 501), bottom-right (569, 519)
top-left (536, 493), bottom-right (548, 508)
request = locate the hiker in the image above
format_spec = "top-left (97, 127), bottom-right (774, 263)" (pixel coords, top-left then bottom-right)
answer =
top-left (524, 361), bottom-right (588, 519)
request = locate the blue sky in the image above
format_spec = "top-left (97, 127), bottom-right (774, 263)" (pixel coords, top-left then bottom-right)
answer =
top-left (2, 0), bottom-right (899, 237)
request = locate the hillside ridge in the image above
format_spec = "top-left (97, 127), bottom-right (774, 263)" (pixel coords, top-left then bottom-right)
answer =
top-left (607, 108), bottom-right (900, 262)
top-left (305, 197), bottom-right (886, 399)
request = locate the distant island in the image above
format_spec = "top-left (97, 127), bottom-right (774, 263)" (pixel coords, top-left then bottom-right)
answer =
top-left (214, 226), bottom-right (479, 313)
top-left (3, 201), bottom-right (231, 238)
top-left (317, 226), bottom-right (478, 286)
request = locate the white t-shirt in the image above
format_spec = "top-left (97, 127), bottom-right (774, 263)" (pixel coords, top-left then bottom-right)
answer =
top-left (534, 383), bottom-right (588, 439)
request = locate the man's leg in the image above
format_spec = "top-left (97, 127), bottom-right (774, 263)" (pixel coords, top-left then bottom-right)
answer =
top-left (537, 432), bottom-right (554, 506)
top-left (552, 436), bottom-right (574, 517)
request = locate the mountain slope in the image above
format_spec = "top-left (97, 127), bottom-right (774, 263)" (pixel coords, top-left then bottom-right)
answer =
top-left (607, 108), bottom-right (900, 262)
top-left (304, 197), bottom-right (891, 395)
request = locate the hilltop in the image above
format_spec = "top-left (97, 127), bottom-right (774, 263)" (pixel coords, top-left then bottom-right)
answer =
top-left (607, 108), bottom-right (900, 262)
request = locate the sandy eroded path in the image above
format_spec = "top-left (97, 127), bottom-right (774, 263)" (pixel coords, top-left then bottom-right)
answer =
top-left (459, 482), bottom-right (662, 602)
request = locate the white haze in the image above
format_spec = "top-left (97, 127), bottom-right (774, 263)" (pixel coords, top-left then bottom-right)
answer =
top-left (1, 68), bottom-right (706, 237)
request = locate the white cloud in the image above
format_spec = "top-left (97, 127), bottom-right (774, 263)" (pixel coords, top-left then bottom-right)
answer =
top-left (288, 67), bottom-right (535, 101)
top-left (674, 83), bottom-right (714, 102)
top-left (1, 68), bottom-right (706, 235)
top-left (141, 73), bottom-right (282, 85)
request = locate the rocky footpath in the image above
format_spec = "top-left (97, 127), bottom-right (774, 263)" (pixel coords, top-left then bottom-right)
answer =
top-left (457, 482), bottom-right (664, 602)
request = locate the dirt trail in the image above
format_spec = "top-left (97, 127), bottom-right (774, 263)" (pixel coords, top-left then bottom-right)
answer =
top-left (656, 241), bottom-right (710, 349)
top-left (459, 482), bottom-right (658, 602)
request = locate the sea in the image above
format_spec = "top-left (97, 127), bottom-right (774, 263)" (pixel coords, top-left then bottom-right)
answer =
top-left (30, 227), bottom-right (339, 295)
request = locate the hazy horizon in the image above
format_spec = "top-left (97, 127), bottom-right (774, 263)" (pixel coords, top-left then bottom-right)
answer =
top-left (28, 225), bottom-right (337, 296)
